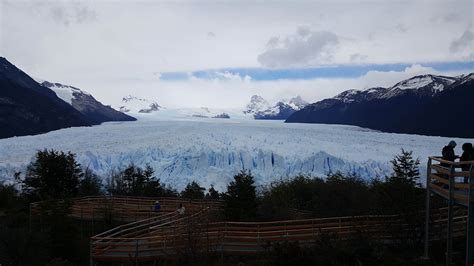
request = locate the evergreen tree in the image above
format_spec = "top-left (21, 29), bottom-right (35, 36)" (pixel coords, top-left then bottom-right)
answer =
top-left (107, 164), bottom-right (156, 196)
top-left (78, 168), bottom-right (103, 196)
top-left (181, 181), bottom-right (205, 199)
top-left (106, 164), bottom-right (176, 197)
top-left (0, 182), bottom-right (19, 210)
top-left (205, 185), bottom-right (220, 199)
top-left (23, 149), bottom-right (82, 200)
top-left (390, 149), bottom-right (421, 186)
top-left (224, 170), bottom-right (257, 220)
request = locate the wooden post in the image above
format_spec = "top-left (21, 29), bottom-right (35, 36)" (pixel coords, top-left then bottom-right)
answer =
top-left (81, 207), bottom-right (84, 238)
top-left (29, 204), bottom-right (32, 233)
top-left (257, 224), bottom-right (260, 251)
top-left (446, 165), bottom-right (455, 266)
top-left (466, 166), bottom-right (474, 266)
top-left (424, 158), bottom-right (432, 259)
top-left (135, 239), bottom-right (139, 265)
top-left (90, 239), bottom-right (94, 266)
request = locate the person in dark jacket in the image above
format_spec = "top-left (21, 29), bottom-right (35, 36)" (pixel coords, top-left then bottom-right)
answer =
top-left (153, 200), bottom-right (161, 212)
top-left (460, 143), bottom-right (473, 183)
top-left (441, 140), bottom-right (457, 167)
top-left (460, 143), bottom-right (473, 170)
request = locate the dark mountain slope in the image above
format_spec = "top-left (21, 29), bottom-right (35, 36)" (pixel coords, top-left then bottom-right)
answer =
top-left (286, 74), bottom-right (474, 138)
top-left (0, 57), bottom-right (91, 138)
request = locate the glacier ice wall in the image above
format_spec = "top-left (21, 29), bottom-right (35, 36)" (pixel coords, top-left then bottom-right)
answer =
top-left (1, 118), bottom-right (471, 191)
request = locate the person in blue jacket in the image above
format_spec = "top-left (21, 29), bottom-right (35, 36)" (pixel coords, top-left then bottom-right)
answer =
top-left (154, 200), bottom-right (161, 211)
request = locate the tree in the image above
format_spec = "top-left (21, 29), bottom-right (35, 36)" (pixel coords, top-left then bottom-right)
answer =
top-left (181, 181), bottom-right (205, 199)
top-left (107, 164), bottom-right (153, 196)
top-left (224, 170), bottom-right (257, 220)
top-left (23, 149), bottom-right (82, 200)
top-left (78, 168), bottom-right (103, 196)
top-left (390, 149), bottom-right (421, 186)
top-left (0, 182), bottom-right (19, 210)
top-left (205, 185), bottom-right (220, 199)
top-left (106, 164), bottom-right (176, 197)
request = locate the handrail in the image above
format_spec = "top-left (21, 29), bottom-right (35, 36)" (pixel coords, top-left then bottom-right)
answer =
top-left (30, 196), bottom-right (224, 222)
top-left (83, 192), bottom-right (467, 262)
top-left (427, 156), bottom-right (473, 208)
top-left (429, 156), bottom-right (474, 166)
top-left (92, 208), bottom-right (210, 241)
top-left (89, 208), bottom-right (467, 261)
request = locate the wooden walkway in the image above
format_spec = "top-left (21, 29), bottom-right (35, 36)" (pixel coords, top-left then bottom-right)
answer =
top-left (30, 196), bottom-right (223, 222)
top-left (85, 200), bottom-right (466, 262)
top-left (29, 176), bottom-right (471, 264)
top-left (89, 208), bottom-right (466, 262)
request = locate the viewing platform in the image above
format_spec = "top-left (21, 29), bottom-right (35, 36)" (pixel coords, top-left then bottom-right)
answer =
top-left (427, 157), bottom-right (474, 207)
top-left (425, 156), bottom-right (473, 266)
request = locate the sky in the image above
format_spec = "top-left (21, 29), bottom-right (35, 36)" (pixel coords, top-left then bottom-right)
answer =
top-left (1, 0), bottom-right (473, 108)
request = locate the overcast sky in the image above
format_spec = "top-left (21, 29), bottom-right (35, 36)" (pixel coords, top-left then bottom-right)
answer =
top-left (1, 0), bottom-right (473, 108)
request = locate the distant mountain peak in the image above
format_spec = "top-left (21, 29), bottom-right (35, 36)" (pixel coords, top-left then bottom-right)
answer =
top-left (244, 95), bottom-right (271, 115)
top-left (245, 95), bottom-right (309, 120)
top-left (119, 95), bottom-right (162, 113)
top-left (284, 95), bottom-right (309, 110)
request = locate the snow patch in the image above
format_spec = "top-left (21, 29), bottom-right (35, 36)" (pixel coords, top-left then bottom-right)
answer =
top-left (41, 81), bottom-right (91, 104)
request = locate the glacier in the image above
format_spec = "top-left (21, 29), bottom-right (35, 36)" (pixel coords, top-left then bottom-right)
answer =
top-left (1, 116), bottom-right (472, 192)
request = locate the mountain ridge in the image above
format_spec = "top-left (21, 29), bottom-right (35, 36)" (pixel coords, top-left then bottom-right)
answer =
top-left (40, 81), bottom-right (137, 124)
top-left (286, 73), bottom-right (474, 138)
top-left (244, 95), bottom-right (309, 120)
top-left (0, 57), bottom-right (91, 138)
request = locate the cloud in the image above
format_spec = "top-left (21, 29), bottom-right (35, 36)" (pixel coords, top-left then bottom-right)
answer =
top-left (152, 72), bottom-right (162, 80)
top-left (14, 0), bottom-right (98, 26)
top-left (214, 71), bottom-right (251, 82)
top-left (2, 0), bottom-right (473, 101)
top-left (357, 64), bottom-right (437, 89)
top-left (258, 26), bottom-right (339, 68)
top-left (206, 32), bottom-right (216, 39)
top-left (78, 63), bottom-right (472, 110)
top-left (349, 53), bottom-right (368, 63)
top-left (395, 24), bottom-right (408, 33)
top-left (450, 29), bottom-right (474, 53)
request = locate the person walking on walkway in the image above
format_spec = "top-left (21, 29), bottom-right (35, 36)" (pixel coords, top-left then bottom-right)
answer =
top-left (153, 200), bottom-right (161, 212)
top-left (177, 203), bottom-right (186, 215)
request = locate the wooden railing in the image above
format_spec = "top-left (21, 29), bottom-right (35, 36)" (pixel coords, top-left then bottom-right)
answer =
top-left (29, 187), bottom-right (472, 262)
top-left (91, 208), bottom-right (214, 261)
top-left (427, 156), bottom-right (474, 207)
top-left (425, 156), bottom-right (474, 265)
top-left (30, 196), bottom-right (224, 222)
top-left (90, 206), bottom-right (467, 262)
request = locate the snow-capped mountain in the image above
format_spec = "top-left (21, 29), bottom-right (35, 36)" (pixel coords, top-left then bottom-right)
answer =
top-left (287, 73), bottom-right (474, 138)
top-left (243, 95), bottom-right (272, 115)
top-left (330, 74), bottom-right (459, 104)
top-left (41, 81), bottom-right (136, 124)
top-left (381, 74), bottom-right (458, 99)
top-left (119, 95), bottom-right (162, 113)
top-left (0, 57), bottom-right (91, 138)
top-left (244, 95), bottom-right (309, 120)
top-left (285, 95), bottom-right (309, 110)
